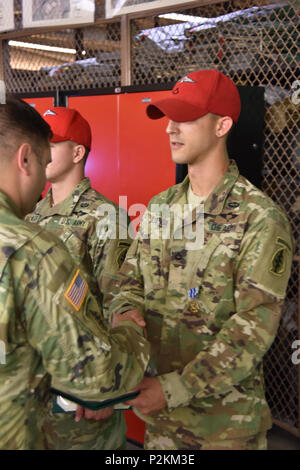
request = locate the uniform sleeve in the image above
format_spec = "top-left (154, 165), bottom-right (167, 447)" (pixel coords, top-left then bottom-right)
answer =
top-left (158, 211), bottom-right (294, 410)
top-left (109, 236), bottom-right (147, 317)
top-left (107, 205), bottom-right (149, 318)
top-left (24, 242), bottom-right (150, 402)
top-left (90, 207), bottom-right (132, 324)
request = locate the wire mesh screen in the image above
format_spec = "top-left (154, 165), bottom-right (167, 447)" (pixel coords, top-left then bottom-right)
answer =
top-left (265, 259), bottom-right (299, 430)
top-left (2, 0), bottom-right (300, 435)
top-left (131, 1), bottom-right (299, 86)
top-left (4, 23), bottom-right (121, 92)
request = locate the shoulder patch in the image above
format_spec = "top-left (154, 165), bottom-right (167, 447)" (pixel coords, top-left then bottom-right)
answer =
top-left (64, 269), bottom-right (88, 311)
top-left (270, 247), bottom-right (287, 276)
top-left (269, 237), bottom-right (291, 277)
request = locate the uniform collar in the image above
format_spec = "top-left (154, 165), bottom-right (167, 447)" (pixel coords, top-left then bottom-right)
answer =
top-left (35, 177), bottom-right (91, 217)
top-left (0, 190), bottom-right (23, 219)
top-left (174, 160), bottom-right (240, 215)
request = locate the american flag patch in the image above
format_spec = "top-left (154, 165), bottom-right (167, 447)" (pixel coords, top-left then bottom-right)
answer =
top-left (64, 270), bottom-right (88, 311)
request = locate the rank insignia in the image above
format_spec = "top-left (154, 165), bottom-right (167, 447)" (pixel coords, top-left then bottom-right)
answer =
top-left (65, 270), bottom-right (88, 311)
top-left (228, 202), bottom-right (239, 209)
top-left (178, 76), bottom-right (196, 84)
top-left (43, 109), bottom-right (57, 116)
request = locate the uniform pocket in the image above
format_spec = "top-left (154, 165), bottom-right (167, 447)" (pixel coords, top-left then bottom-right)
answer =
top-left (184, 235), bottom-right (222, 289)
top-left (141, 238), bottom-right (166, 293)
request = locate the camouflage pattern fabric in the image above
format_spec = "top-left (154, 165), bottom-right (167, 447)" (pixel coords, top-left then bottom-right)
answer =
top-left (144, 427), bottom-right (267, 450)
top-left (0, 191), bottom-right (149, 450)
top-left (42, 399), bottom-right (126, 450)
top-left (26, 178), bottom-right (132, 450)
top-left (110, 160), bottom-right (294, 450)
top-left (27, 178), bottom-right (131, 323)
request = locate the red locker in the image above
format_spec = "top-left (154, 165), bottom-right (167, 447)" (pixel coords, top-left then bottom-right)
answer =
top-left (68, 91), bottom-right (174, 211)
top-left (118, 91), bottom-right (174, 210)
top-left (68, 95), bottom-right (120, 205)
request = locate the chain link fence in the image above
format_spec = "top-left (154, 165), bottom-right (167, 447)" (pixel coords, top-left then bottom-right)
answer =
top-left (2, 0), bottom-right (300, 435)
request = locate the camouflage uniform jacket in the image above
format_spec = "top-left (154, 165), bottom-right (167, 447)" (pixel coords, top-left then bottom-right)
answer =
top-left (0, 191), bottom-right (149, 450)
top-left (27, 178), bottom-right (131, 323)
top-left (110, 160), bottom-right (294, 446)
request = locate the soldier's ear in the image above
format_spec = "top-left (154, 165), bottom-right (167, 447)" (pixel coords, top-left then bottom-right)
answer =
top-left (72, 144), bottom-right (86, 164)
top-left (16, 143), bottom-right (33, 176)
top-left (216, 116), bottom-right (233, 138)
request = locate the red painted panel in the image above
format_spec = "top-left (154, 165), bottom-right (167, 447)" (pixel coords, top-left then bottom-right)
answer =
top-left (68, 95), bottom-right (120, 205)
top-left (119, 91), bottom-right (174, 212)
top-left (23, 96), bottom-right (54, 116)
top-left (124, 410), bottom-right (145, 445)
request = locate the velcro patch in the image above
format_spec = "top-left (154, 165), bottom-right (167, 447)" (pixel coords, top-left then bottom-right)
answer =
top-left (64, 270), bottom-right (88, 311)
top-left (269, 236), bottom-right (292, 277)
top-left (270, 247), bottom-right (287, 276)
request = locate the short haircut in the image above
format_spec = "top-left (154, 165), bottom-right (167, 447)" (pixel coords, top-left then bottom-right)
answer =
top-left (0, 99), bottom-right (52, 160)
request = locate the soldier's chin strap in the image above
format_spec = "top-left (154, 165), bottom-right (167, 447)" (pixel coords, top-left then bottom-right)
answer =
top-left (50, 387), bottom-right (139, 411)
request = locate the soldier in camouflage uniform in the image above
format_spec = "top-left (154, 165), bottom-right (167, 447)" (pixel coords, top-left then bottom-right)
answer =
top-left (26, 107), bottom-right (132, 450)
top-left (110, 70), bottom-right (294, 450)
top-left (0, 99), bottom-right (149, 450)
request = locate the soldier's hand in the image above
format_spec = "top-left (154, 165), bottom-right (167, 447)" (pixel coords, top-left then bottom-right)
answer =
top-left (75, 405), bottom-right (85, 422)
top-left (84, 406), bottom-right (114, 421)
top-left (75, 405), bottom-right (114, 422)
top-left (124, 377), bottom-right (166, 415)
top-left (113, 309), bottom-right (146, 330)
